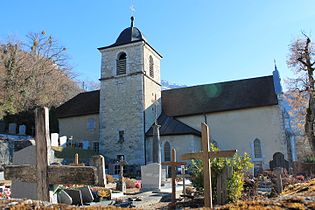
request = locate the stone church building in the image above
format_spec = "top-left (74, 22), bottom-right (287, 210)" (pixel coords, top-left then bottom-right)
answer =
top-left (56, 17), bottom-right (296, 174)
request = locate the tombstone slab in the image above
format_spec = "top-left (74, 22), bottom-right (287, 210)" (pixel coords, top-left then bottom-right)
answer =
top-left (8, 123), bottom-right (17, 134)
top-left (79, 186), bottom-right (94, 203)
top-left (269, 152), bottom-right (289, 171)
top-left (57, 190), bottom-right (72, 205)
top-left (141, 163), bottom-right (161, 191)
top-left (64, 189), bottom-right (83, 206)
top-left (59, 136), bottom-right (67, 147)
top-left (0, 121), bottom-right (5, 133)
top-left (18, 125), bottom-right (26, 135)
top-left (10, 145), bottom-right (37, 200)
top-left (51, 133), bottom-right (59, 147)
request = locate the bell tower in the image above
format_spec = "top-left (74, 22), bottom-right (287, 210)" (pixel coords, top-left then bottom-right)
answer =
top-left (98, 17), bottom-right (162, 165)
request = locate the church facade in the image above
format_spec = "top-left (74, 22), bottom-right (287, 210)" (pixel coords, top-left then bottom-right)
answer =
top-left (56, 17), bottom-right (295, 174)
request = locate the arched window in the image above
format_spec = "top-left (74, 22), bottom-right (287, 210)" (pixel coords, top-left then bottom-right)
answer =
top-left (117, 52), bottom-right (126, 75)
top-left (149, 55), bottom-right (154, 78)
top-left (164, 142), bottom-right (171, 161)
top-left (254, 138), bottom-right (262, 158)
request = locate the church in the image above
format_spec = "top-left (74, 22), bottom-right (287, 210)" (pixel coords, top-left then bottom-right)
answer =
top-left (56, 17), bottom-right (296, 175)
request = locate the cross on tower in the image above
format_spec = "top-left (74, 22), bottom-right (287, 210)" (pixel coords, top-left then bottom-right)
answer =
top-left (181, 123), bottom-right (237, 208)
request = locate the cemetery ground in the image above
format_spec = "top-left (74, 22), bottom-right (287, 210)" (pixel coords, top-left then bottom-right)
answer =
top-left (1, 109), bottom-right (315, 209)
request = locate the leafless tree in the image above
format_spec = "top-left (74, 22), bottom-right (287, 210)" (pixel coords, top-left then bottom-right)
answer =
top-left (287, 33), bottom-right (315, 152)
top-left (0, 31), bottom-right (81, 118)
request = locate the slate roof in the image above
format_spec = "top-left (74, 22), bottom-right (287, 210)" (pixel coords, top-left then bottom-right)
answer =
top-left (162, 75), bottom-right (278, 117)
top-left (56, 90), bottom-right (99, 118)
top-left (146, 113), bottom-right (201, 137)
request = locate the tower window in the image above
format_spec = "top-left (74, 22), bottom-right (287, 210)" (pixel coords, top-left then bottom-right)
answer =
top-left (118, 130), bottom-right (125, 143)
top-left (117, 52), bottom-right (126, 75)
top-left (254, 138), bottom-right (262, 158)
top-left (149, 55), bottom-right (154, 78)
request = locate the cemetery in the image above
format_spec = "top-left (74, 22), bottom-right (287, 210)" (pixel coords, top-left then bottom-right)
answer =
top-left (0, 108), bottom-right (314, 209)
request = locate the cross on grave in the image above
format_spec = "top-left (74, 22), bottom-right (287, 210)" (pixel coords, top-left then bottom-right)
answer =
top-left (4, 107), bottom-right (101, 201)
top-left (70, 153), bottom-right (85, 166)
top-left (181, 123), bottom-right (237, 208)
top-left (117, 156), bottom-right (128, 193)
top-left (161, 148), bottom-right (186, 205)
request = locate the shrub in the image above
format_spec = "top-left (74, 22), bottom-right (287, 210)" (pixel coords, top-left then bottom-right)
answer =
top-left (189, 144), bottom-right (253, 203)
top-left (304, 155), bottom-right (315, 163)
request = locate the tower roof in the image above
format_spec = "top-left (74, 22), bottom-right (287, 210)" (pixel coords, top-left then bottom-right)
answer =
top-left (98, 16), bottom-right (147, 50)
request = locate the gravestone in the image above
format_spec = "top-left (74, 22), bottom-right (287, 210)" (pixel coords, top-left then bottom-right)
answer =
top-left (59, 136), bottom-right (67, 147)
top-left (64, 189), bottom-right (83, 205)
top-left (0, 121), bottom-right (5, 133)
top-left (51, 133), bottom-right (59, 146)
top-left (57, 190), bottom-right (72, 205)
top-left (8, 123), bottom-right (17, 134)
top-left (141, 163), bottom-right (161, 191)
top-left (79, 186), bottom-right (94, 203)
top-left (10, 145), bottom-right (37, 200)
top-left (269, 152), bottom-right (289, 171)
top-left (18, 125), bottom-right (26, 135)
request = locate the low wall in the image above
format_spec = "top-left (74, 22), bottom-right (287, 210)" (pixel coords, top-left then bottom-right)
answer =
top-left (293, 161), bottom-right (315, 176)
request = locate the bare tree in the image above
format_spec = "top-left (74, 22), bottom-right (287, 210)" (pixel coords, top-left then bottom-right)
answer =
top-left (0, 31), bottom-right (81, 118)
top-left (287, 33), bottom-right (315, 152)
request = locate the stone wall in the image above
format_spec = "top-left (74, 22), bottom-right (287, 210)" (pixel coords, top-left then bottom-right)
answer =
top-left (99, 40), bottom-right (162, 165)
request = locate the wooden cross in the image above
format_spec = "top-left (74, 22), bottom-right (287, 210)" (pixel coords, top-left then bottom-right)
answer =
top-left (181, 123), bottom-right (237, 208)
top-left (162, 148), bottom-right (186, 205)
top-left (4, 107), bottom-right (101, 201)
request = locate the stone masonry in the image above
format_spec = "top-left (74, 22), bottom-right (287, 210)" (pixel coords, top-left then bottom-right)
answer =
top-left (99, 41), bottom-right (162, 165)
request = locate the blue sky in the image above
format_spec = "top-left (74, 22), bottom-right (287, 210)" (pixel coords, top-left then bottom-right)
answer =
top-left (1, 0), bottom-right (315, 88)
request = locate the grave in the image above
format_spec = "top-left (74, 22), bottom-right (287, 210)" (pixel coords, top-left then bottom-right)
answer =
top-left (51, 133), bottom-right (59, 146)
top-left (141, 121), bottom-right (162, 191)
top-left (59, 136), bottom-right (67, 147)
top-left (269, 152), bottom-right (289, 172)
top-left (116, 156), bottom-right (127, 193)
top-left (8, 123), bottom-right (17, 134)
top-left (181, 123), bottom-right (236, 208)
top-left (18, 125), bottom-right (26, 135)
top-left (161, 148), bottom-right (186, 205)
top-left (0, 121), bottom-right (5, 133)
top-left (4, 107), bottom-right (103, 201)
top-left (141, 163), bottom-right (161, 191)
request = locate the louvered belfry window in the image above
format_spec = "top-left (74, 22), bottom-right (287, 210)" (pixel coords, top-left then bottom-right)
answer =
top-left (117, 52), bottom-right (127, 75)
top-left (149, 55), bottom-right (154, 78)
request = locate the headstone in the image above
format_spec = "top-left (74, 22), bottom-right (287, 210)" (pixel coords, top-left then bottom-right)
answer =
top-left (0, 121), bottom-right (5, 133)
top-left (269, 152), bottom-right (289, 171)
top-left (161, 168), bottom-right (167, 182)
top-left (51, 133), bottom-right (59, 146)
top-left (79, 186), bottom-right (94, 203)
top-left (18, 125), bottom-right (26, 135)
top-left (116, 156), bottom-right (127, 193)
top-left (8, 123), bottom-right (17, 134)
top-left (59, 136), bottom-right (67, 147)
top-left (57, 190), bottom-right (72, 205)
top-left (83, 141), bottom-right (89, 150)
top-left (10, 145), bottom-right (38, 200)
top-left (91, 155), bottom-right (107, 187)
top-left (64, 189), bottom-right (83, 206)
top-left (141, 163), bottom-right (161, 191)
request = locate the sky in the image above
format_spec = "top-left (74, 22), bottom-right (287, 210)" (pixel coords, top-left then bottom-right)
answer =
top-left (1, 0), bottom-right (315, 88)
